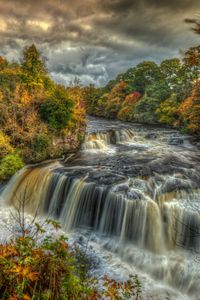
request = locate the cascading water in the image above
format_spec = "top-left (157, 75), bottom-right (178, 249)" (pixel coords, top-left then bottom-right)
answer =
top-left (1, 116), bottom-right (200, 299)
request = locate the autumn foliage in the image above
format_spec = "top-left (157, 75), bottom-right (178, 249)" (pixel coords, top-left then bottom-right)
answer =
top-left (0, 220), bottom-right (141, 300)
top-left (0, 45), bottom-right (86, 180)
top-left (178, 80), bottom-right (200, 134)
top-left (85, 52), bottom-right (200, 134)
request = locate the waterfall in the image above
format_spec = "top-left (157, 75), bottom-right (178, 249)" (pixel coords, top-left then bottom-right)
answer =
top-left (82, 128), bottom-right (135, 150)
top-left (1, 117), bottom-right (200, 298)
top-left (2, 164), bottom-right (200, 255)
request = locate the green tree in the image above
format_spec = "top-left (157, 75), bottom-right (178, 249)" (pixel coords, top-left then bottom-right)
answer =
top-left (21, 44), bottom-right (48, 89)
top-left (22, 44), bottom-right (46, 77)
top-left (156, 94), bottom-right (179, 125)
top-left (160, 58), bottom-right (198, 101)
top-left (134, 96), bottom-right (160, 123)
top-left (132, 61), bottom-right (162, 94)
top-left (146, 81), bottom-right (171, 101)
top-left (39, 86), bottom-right (74, 131)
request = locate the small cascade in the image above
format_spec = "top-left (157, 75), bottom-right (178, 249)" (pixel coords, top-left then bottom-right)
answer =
top-left (82, 128), bottom-right (135, 151)
top-left (83, 132), bottom-right (110, 150)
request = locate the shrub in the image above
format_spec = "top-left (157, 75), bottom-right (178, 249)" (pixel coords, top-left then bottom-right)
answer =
top-left (0, 154), bottom-right (24, 181)
top-left (0, 219), bottom-right (142, 300)
top-left (32, 134), bottom-right (50, 152)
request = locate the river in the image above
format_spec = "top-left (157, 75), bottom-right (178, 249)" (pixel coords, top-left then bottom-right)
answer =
top-left (1, 116), bottom-right (200, 299)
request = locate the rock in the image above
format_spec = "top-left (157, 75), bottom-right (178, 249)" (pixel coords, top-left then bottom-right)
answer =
top-left (127, 189), bottom-right (141, 200)
top-left (196, 142), bottom-right (200, 149)
top-left (145, 133), bottom-right (157, 139)
top-left (161, 178), bottom-right (193, 194)
top-left (112, 183), bottom-right (129, 192)
top-left (168, 136), bottom-right (184, 145)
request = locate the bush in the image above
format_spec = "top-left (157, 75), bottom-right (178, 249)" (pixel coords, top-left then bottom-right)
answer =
top-left (0, 154), bottom-right (24, 181)
top-left (0, 219), bottom-right (142, 300)
top-left (31, 134), bottom-right (51, 152)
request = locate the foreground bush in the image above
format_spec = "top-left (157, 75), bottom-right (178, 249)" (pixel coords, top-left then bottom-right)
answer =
top-left (0, 220), bottom-right (141, 300)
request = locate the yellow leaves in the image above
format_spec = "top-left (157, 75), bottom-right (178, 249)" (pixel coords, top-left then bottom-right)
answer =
top-left (11, 266), bottom-right (39, 282)
top-left (0, 132), bottom-right (14, 159)
top-left (32, 248), bottom-right (44, 258)
top-left (8, 296), bottom-right (19, 300)
top-left (60, 240), bottom-right (69, 250)
top-left (21, 90), bottom-right (31, 105)
top-left (13, 83), bottom-right (32, 106)
top-left (0, 245), bottom-right (17, 258)
top-left (23, 295), bottom-right (31, 300)
top-left (178, 82), bottom-right (200, 133)
top-left (0, 90), bottom-right (3, 101)
top-left (27, 271), bottom-right (39, 282)
top-left (8, 294), bottom-right (31, 300)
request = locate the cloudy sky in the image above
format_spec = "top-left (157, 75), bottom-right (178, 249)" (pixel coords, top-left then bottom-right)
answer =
top-left (0, 0), bottom-right (199, 86)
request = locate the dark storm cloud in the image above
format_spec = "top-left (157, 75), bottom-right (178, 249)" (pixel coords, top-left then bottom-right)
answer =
top-left (0, 0), bottom-right (199, 85)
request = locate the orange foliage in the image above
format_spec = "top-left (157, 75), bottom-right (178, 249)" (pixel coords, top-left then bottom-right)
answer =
top-left (124, 92), bottom-right (141, 105)
top-left (178, 80), bottom-right (200, 133)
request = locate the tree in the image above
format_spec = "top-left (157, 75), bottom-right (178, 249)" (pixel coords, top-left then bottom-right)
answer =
top-left (132, 61), bottom-right (162, 94)
top-left (146, 81), bottom-right (171, 101)
top-left (21, 44), bottom-right (48, 89)
top-left (39, 85), bottom-right (74, 131)
top-left (22, 44), bottom-right (47, 77)
top-left (160, 58), bottom-right (197, 101)
top-left (184, 18), bottom-right (200, 67)
top-left (178, 81), bottom-right (200, 134)
top-left (134, 96), bottom-right (160, 124)
top-left (156, 94), bottom-right (179, 126)
top-left (105, 81), bottom-right (127, 118)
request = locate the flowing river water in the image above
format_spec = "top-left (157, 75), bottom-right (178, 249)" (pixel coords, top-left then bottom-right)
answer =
top-left (1, 116), bottom-right (200, 299)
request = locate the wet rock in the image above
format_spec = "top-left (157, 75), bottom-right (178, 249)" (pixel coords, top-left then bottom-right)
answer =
top-left (145, 132), bottom-right (157, 139)
top-left (161, 178), bottom-right (193, 194)
top-left (109, 130), bottom-right (117, 144)
top-left (168, 136), bottom-right (184, 145)
top-left (112, 183), bottom-right (129, 192)
top-left (127, 189), bottom-right (141, 200)
top-left (147, 156), bottom-right (194, 175)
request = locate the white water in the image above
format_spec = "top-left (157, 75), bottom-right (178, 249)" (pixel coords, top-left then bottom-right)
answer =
top-left (1, 117), bottom-right (200, 299)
